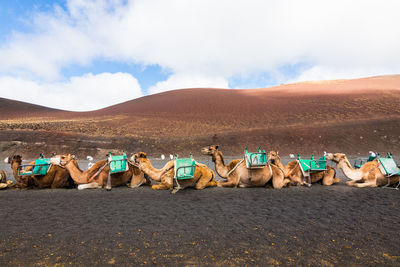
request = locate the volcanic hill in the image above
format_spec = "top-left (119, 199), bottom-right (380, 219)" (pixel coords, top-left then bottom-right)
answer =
top-left (1, 75), bottom-right (400, 158)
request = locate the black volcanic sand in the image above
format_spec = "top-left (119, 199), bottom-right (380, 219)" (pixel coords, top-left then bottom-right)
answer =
top-left (0, 184), bottom-right (399, 266)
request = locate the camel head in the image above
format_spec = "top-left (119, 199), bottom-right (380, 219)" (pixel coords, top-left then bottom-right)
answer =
top-left (6, 155), bottom-right (22, 165)
top-left (201, 145), bottom-right (219, 156)
top-left (50, 154), bottom-right (76, 167)
top-left (132, 152), bottom-right (148, 166)
top-left (267, 151), bottom-right (280, 164)
top-left (326, 153), bottom-right (346, 164)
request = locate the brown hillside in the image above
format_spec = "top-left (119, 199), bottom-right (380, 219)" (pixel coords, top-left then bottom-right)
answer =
top-left (0, 97), bottom-right (66, 120)
top-left (1, 75), bottom-right (400, 157)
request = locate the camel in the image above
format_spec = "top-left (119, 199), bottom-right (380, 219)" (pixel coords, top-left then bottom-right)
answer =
top-left (132, 152), bottom-right (217, 192)
top-left (326, 153), bottom-right (400, 188)
top-left (268, 151), bottom-right (339, 186)
top-left (5, 155), bottom-right (72, 189)
top-left (51, 154), bottom-right (149, 190)
top-left (201, 145), bottom-right (290, 189)
top-left (0, 169), bottom-right (12, 189)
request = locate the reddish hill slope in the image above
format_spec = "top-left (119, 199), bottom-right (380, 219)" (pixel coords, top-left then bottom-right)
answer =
top-left (0, 97), bottom-right (66, 120)
top-left (1, 75), bottom-right (400, 156)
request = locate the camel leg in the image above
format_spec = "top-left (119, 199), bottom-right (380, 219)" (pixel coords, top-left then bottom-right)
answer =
top-left (272, 175), bottom-right (290, 189)
top-left (322, 169), bottom-right (339, 186)
top-left (216, 180), bottom-right (236, 188)
top-left (128, 173), bottom-right (147, 188)
top-left (352, 181), bottom-right (378, 188)
top-left (346, 180), bottom-right (359, 186)
top-left (77, 182), bottom-right (101, 190)
top-left (51, 173), bottom-right (69, 189)
top-left (152, 182), bottom-right (172, 190)
top-left (289, 174), bottom-right (303, 186)
top-left (195, 177), bottom-right (216, 189)
top-left (195, 170), bottom-right (217, 190)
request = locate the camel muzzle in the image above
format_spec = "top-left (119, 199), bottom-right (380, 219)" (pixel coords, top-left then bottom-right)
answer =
top-left (50, 157), bottom-right (61, 165)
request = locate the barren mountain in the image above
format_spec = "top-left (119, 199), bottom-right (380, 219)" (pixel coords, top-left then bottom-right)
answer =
top-left (1, 75), bottom-right (400, 157)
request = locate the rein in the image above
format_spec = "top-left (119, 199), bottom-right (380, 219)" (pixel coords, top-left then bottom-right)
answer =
top-left (127, 159), bottom-right (140, 168)
top-left (88, 162), bottom-right (109, 183)
top-left (226, 158), bottom-right (244, 178)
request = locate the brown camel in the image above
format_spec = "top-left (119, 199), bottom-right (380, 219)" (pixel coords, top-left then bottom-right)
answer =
top-left (5, 155), bottom-right (71, 189)
top-left (326, 153), bottom-right (400, 187)
top-left (51, 154), bottom-right (148, 190)
top-left (132, 152), bottom-right (217, 193)
top-left (268, 151), bottom-right (339, 186)
top-left (201, 145), bottom-right (290, 189)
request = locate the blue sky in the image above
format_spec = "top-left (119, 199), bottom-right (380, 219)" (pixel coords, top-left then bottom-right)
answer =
top-left (0, 0), bottom-right (399, 111)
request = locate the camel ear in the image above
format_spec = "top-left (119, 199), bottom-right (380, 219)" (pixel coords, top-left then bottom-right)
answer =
top-left (277, 151), bottom-right (279, 155)
top-left (4, 157), bottom-right (9, 163)
top-left (215, 145), bottom-right (219, 150)
top-left (72, 155), bottom-right (76, 159)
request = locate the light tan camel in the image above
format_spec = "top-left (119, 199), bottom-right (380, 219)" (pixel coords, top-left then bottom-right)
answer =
top-left (268, 151), bottom-right (339, 186)
top-left (201, 145), bottom-right (290, 189)
top-left (0, 169), bottom-right (12, 189)
top-left (51, 154), bottom-right (148, 190)
top-left (326, 153), bottom-right (400, 187)
top-left (5, 155), bottom-right (72, 189)
top-left (132, 152), bottom-right (217, 192)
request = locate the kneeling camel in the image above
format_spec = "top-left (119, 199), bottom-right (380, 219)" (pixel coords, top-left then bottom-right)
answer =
top-left (132, 152), bottom-right (217, 192)
top-left (326, 153), bottom-right (400, 188)
top-left (51, 154), bottom-right (148, 189)
top-left (268, 151), bottom-right (339, 186)
top-left (201, 145), bottom-right (290, 189)
top-left (5, 155), bottom-right (71, 189)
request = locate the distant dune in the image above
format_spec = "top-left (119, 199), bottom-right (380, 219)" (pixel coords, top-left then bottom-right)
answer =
top-left (1, 75), bottom-right (400, 157)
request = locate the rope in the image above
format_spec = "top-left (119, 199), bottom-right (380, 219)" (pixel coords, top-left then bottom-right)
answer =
top-left (127, 159), bottom-right (139, 168)
top-left (226, 158), bottom-right (244, 178)
top-left (88, 162), bottom-right (108, 183)
top-left (268, 163), bottom-right (273, 177)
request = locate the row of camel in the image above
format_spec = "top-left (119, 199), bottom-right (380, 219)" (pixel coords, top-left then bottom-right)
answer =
top-left (2, 145), bottom-right (399, 191)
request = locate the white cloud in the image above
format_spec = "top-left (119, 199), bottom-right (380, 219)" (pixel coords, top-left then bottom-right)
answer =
top-left (1, 0), bottom-right (400, 102)
top-left (0, 72), bottom-right (142, 111)
top-left (149, 73), bottom-right (229, 95)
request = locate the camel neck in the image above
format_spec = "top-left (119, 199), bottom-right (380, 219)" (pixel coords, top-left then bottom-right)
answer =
top-left (11, 162), bottom-right (21, 180)
top-left (213, 151), bottom-right (230, 178)
top-left (273, 157), bottom-right (286, 170)
top-left (139, 159), bottom-right (168, 182)
top-left (338, 158), bottom-right (362, 180)
top-left (65, 160), bottom-right (89, 184)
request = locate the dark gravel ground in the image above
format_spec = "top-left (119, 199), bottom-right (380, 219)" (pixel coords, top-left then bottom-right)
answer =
top-left (0, 158), bottom-right (399, 266)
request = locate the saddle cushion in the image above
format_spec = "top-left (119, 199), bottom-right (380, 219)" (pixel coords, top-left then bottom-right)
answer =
top-left (244, 147), bottom-right (267, 168)
top-left (109, 154), bottom-right (128, 174)
top-left (175, 157), bottom-right (196, 180)
top-left (378, 156), bottom-right (400, 176)
top-left (31, 158), bottom-right (51, 176)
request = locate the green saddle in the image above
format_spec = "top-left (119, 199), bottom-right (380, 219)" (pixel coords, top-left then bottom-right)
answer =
top-left (354, 154), bottom-right (376, 169)
top-left (18, 158), bottom-right (51, 176)
top-left (245, 147), bottom-right (267, 168)
top-left (298, 154), bottom-right (327, 172)
top-left (377, 153), bottom-right (400, 176)
top-left (174, 155), bottom-right (196, 180)
top-left (108, 152), bottom-right (128, 174)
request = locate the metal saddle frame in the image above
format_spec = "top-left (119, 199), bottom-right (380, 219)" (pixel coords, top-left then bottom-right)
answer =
top-left (173, 154), bottom-right (196, 193)
top-left (105, 152), bottom-right (129, 191)
top-left (17, 157), bottom-right (52, 176)
top-left (297, 154), bottom-right (327, 186)
top-left (245, 147), bottom-right (267, 169)
top-left (378, 153), bottom-right (400, 190)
